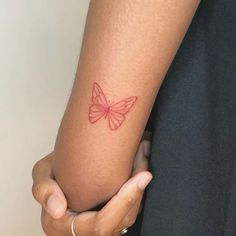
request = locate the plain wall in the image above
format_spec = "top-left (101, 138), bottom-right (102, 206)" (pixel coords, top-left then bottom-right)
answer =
top-left (0, 1), bottom-right (89, 235)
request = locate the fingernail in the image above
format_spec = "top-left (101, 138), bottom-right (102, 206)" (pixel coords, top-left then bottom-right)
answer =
top-left (46, 195), bottom-right (63, 218)
top-left (138, 174), bottom-right (153, 190)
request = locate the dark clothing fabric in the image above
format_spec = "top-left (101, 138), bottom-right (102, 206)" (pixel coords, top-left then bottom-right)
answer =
top-left (128, 1), bottom-right (236, 235)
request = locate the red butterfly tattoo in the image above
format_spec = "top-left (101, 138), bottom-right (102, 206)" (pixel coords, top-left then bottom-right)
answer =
top-left (88, 82), bottom-right (137, 130)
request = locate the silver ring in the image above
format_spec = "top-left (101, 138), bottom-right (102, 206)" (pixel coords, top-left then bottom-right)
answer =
top-left (120, 227), bottom-right (129, 235)
top-left (71, 215), bottom-right (78, 236)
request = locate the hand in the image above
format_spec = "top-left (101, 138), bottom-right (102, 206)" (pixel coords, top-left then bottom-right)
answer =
top-left (32, 138), bottom-right (152, 236)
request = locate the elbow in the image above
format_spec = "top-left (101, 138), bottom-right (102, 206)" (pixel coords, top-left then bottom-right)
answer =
top-left (74, 179), bottom-right (124, 212)
top-left (53, 166), bottom-right (130, 213)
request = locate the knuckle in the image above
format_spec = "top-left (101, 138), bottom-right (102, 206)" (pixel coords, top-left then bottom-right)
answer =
top-left (32, 181), bottom-right (47, 202)
top-left (124, 216), bottom-right (136, 227)
top-left (126, 195), bottom-right (136, 206)
top-left (130, 218), bottom-right (136, 226)
top-left (32, 159), bottom-right (42, 177)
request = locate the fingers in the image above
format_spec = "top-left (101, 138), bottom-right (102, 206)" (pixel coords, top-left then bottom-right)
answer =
top-left (116, 188), bottom-right (145, 233)
top-left (97, 171), bottom-right (153, 232)
top-left (32, 154), bottom-right (67, 219)
top-left (119, 140), bottom-right (151, 229)
top-left (41, 207), bottom-right (75, 236)
top-left (32, 154), bottom-right (53, 180)
top-left (39, 138), bottom-right (152, 235)
top-left (132, 140), bottom-right (150, 175)
top-left (39, 172), bottom-right (152, 236)
top-left (141, 138), bottom-right (151, 156)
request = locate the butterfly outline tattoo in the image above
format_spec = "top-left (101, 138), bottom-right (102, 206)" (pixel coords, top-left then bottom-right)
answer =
top-left (88, 82), bottom-right (137, 130)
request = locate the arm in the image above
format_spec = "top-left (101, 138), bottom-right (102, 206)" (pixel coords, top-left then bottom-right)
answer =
top-left (32, 141), bottom-right (152, 235)
top-left (53, 0), bottom-right (200, 212)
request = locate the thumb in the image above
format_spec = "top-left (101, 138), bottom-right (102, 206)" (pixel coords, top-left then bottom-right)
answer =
top-left (120, 171), bottom-right (153, 194)
top-left (99, 171), bottom-right (153, 225)
top-left (32, 179), bottom-right (67, 219)
top-left (32, 154), bottom-right (67, 219)
top-left (132, 140), bottom-right (151, 174)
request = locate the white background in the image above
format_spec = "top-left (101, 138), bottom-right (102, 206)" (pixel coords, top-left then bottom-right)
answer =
top-left (0, 1), bottom-right (89, 235)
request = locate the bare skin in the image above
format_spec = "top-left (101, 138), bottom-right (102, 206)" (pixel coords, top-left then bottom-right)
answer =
top-left (32, 139), bottom-right (152, 236)
top-left (88, 82), bottom-right (137, 130)
top-left (52, 0), bottom-right (201, 212)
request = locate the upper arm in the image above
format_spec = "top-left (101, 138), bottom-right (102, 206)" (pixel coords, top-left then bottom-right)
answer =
top-left (52, 0), bottom-right (201, 212)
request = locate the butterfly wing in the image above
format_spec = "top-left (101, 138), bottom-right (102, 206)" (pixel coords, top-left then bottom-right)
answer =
top-left (89, 83), bottom-right (108, 123)
top-left (89, 104), bottom-right (106, 123)
top-left (92, 82), bottom-right (108, 107)
top-left (108, 96), bottom-right (137, 130)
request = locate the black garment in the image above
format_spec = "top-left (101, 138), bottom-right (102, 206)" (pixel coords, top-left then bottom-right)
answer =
top-left (128, 1), bottom-right (236, 235)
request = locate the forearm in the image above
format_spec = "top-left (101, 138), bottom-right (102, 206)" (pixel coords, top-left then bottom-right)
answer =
top-left (52, 0), bottom-right (200, 212)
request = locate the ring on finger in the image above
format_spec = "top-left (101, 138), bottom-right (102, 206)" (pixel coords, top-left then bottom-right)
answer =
top-left (119, 227), bottom-right (129, 235)
top-left (71, 215), bottom-right (78, 236)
